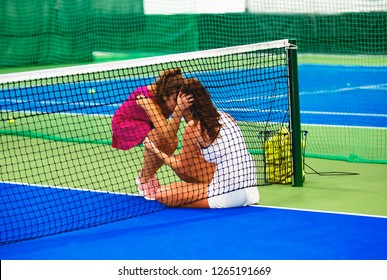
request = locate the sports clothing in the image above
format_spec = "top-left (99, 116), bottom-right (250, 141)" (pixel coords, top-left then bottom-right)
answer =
top-left (200, 112), bottom-right (260, 208)
top-left (111, 86), bottom-right (172, 150)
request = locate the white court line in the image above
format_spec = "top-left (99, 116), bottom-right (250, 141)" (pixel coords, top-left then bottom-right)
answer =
top-left (2, 86), bottom-right (386, 128)
top-left (252, 204), bottom-right (387, 219)
top-left (2, 180), bottom-right (386, 219)
top-left (2, 98), bottom-right (386, 118)
top-left (0, 98), bottom-right (120, 108)
top-left (0, 180), bottom-right (138, 197)
top-left (301, 110), bottom-right (387, 118)
top-left (300, 83), bottom-right (387, 96)
top-left (0, 109), bottom-right (112, 118)
top-left (301, 123), bottom-right (387, 130)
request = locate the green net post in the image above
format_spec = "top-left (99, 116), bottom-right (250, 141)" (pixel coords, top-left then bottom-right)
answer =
top-left (288, 39), bottom-right (303, 187)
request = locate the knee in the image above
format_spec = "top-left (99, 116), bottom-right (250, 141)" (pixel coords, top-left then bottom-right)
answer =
top-left (165, 137), bottom-right (178, 155)
top-left (171, 154), bottom-right (193, 181)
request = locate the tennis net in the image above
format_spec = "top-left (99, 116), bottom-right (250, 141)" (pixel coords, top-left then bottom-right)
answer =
top-left (0, 39), bottom-right (301, 245)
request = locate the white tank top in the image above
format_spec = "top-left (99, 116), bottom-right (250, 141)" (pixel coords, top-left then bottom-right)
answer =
top-left (200, 112), bottom-right (258, 201)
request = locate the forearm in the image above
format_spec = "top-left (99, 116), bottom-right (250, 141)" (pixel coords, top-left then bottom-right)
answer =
top-left (163, 106), bottom-right (184, 139)
top-left (150, 141), bottom-right (181, 170)
top-left (162, 93), bottom-right (193, 139)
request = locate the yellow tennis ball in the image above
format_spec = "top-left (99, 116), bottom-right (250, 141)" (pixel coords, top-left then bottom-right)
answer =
top-left (9, 118), bottom-right (15, 125)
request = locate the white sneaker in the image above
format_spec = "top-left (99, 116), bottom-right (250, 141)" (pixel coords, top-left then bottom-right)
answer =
top-left (136, 175), bottom-right (160, 201)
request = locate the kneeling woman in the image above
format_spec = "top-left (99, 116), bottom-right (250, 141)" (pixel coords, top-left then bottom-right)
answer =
top-left (143, 78), bottom-right (259, 208)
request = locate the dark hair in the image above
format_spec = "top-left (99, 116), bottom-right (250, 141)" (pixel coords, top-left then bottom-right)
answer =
top-left (182, 78), bottom-right (221, 142)
top-left (154, 68), bottom-right (184, 106)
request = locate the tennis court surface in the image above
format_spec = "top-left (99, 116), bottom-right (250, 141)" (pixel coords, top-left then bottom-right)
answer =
top-left (1, 182), bottom-right (386, 260)
top-left (1, 54), bottom-right (386, 260)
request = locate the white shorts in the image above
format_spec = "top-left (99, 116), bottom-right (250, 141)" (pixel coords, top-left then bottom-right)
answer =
top-left (208, 187), bottom-right (260, 209)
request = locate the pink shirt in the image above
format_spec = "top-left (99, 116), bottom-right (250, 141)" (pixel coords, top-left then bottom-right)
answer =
top-left (113, 86), bottom-right (154, 123)
top-left (111, 86), bottom-right (172, 150)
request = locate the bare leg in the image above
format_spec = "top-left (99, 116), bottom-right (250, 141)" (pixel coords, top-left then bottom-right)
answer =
top-left (184, 198), bottom-right (210, 208)
top-left (156, 181), bottom-right (209, 208)
top-left (140, 129), bottom-right (178, 183)
top-left (172, 154), bottom-right (215, 183)
top-left (151, 132), bottom-right (215, 206)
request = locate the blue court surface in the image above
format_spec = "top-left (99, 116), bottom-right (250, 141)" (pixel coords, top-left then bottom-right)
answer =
top-left (1, 65), bottom-right (386, 127)
top-left (298, 65), bottom-right (387, 127)
top-left (1, 194), bottom-right (387, 260)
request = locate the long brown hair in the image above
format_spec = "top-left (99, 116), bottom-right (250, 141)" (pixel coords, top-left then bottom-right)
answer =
top-left (182, 78), bottom-right (221, 142)
top-left (154, 68), bottom-right (184, 107)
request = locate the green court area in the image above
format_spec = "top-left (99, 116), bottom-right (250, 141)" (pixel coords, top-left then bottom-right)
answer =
top-left (302, 124), bottom-right (387, 163)
top-left (260, 157), bottom-right (387, 217)
top-left (0, 111), bottom-right (269, 193)
top-left (2, 130), bottom-right (387, 220)
top-left (0, 112), bottom-right (176, 193)
top-left (2, 111), bottom-right (387, 218)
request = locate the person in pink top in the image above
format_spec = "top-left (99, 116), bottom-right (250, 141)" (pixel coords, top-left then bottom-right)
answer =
top-left (111, 68), bottom-right (193, 200)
